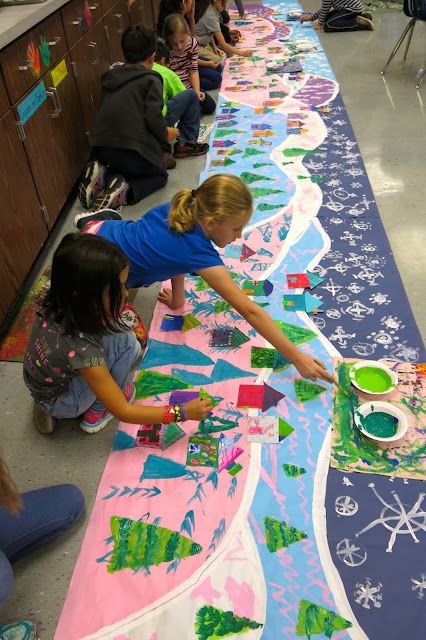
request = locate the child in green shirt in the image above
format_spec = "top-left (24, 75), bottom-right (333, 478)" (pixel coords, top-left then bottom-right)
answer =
top-left (154, 38), bottom-right (209, 159)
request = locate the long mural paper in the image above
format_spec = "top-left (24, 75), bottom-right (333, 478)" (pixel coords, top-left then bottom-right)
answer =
top-left (55, 4), bottom-right (426, 639)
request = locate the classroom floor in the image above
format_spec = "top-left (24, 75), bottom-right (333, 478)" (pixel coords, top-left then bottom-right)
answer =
top-left (1, 7), bottom-right (425, 638)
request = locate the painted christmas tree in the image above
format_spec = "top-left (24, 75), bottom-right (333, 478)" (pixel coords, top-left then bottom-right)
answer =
top-left (240, 171), bottom-right (271, 184)
top-left (264, 516), bottom-right (307, 552)
top-left (274, 320), bottom-right (317, 345)
top-left (295, 599), bottom-right (352, 638)
top-left (294, 379), bottom-right (326, 403)
top-left (195, 606), bottom-right (263, 640)
top-left (108, 516), bottom-right (202, 573)
top-left (282, 463), bottom-right (307, 478)
top-left (134, 369), bottom-right (192, 399)
top-left (198, 416), bottom-right (238, 434)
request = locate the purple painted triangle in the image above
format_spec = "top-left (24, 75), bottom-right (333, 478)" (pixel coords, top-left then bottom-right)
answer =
top-left (262, 383), bottom-right (285, 411)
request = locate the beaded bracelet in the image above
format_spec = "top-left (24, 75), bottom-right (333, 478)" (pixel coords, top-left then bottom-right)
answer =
top-left (162, 404), bottom-right (188, 424)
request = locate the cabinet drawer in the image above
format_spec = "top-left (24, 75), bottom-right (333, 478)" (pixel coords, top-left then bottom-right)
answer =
top-left (104, 0), bottom-right (130, 64)
top-left (99, 0), bottom-right (118, 14)
top-left (61, 0), bottom-right (104, 49)
top-left (0, 74), bottom-right (10, 117)
top-left (0, 11), bottom-right (66, 105)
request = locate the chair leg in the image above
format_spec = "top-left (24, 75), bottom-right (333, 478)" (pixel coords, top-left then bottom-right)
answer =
top-left (381, 18), bottom-right (417, 74)
top-left (402, 19), bottom-right (416, 60)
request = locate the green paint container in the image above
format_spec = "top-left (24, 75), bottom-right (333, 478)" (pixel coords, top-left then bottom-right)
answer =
top-left (361, 411), bottom-right (398, 438)
top-left (349, 360), bottom-right (397, 395)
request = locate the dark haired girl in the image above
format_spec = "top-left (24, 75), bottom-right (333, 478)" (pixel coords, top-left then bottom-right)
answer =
top-left (23, 234), bottom-right (212, 434)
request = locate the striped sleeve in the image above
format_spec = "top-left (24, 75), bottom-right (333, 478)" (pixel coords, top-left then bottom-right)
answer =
top-left (188, 37), bottom-right (199, 73)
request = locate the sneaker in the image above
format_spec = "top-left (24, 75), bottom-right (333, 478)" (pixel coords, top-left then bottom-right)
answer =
top-left (33, 403), bottom-right (55, 435)
top-left (0, 620), bottom-right (37, 640)
top-left (356, 15), bottom-right (374, 29)
top-left (173, 142), bottom-right (210, 159)
top-left (78, 160), bottom-right (107, 209)
top-left (80, 408), bottom-right (114, 434)
top-left (92, 175), bottom-right (129, 211)
top-left (163, 151), bottom-right (176, 170)
top-left (123, 382), bottom-right (136, 404)
top-left (74, 208), bottom-right (122, 231)
top-left (361, 11), bottom-right (372, 20)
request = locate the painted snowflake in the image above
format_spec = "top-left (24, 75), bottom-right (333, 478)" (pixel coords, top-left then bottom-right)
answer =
top-left (354, 578), bottom-right (383, 609)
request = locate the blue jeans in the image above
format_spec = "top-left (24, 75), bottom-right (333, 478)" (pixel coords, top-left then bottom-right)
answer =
top-left (199, 66), bottom-right (223, 91)
top-left (166, 89), bottom-right (200, 145)
top-left (0, 484), bottom-right (84, 608)
top-left (39, 330), bottom-right (141, 418)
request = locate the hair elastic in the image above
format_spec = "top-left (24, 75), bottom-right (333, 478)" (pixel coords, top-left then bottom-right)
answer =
top-left (191, 189), bottom-right (197, 199)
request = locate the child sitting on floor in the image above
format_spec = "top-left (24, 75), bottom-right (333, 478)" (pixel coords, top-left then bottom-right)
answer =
top-left (195, 0), bottom-right (252, 62)
top-left (74, 174), bottom-right (334, 383)
top-left (154, 38), bottom-right (209, 159)
top-left (78, 26), bottom-right (178, 212)
top-left (23, 234), bottom-right (212, 434)
top-left (163, 13), bottom-right (217, 115)
top-left (300, 0), bottom-right (373, 32)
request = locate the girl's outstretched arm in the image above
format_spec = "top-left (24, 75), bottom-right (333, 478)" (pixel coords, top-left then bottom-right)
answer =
top-left (158, 274), bottom-right (185, 309)
top-left (198, 265), bottom-right (333, 382)
top-left (79, 366), bottom-right (212, 423)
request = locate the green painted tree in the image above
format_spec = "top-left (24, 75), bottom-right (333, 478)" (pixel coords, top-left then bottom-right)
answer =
top-left (134, 370), bottom-right (192, 399)
top-left (282, 463), bottom-right (307, 478)
top-left (296, 599), bottom-right (352, 638)
top-left (195, 606), bottom-right (263, 640)
top-left (264, 516), bottom-right (307, 552)
top-left (108, 516), bottom-right (202, 573)
top-left (294, 379), bottom-right (326, 403)
top-left (274, 320), bottom-right (317, 345)
top-left (240, 171), bottom-right (271, 184)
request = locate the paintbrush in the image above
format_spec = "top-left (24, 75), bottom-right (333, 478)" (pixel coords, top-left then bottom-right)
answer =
top-left (330, 376), bottom-right (350, 398)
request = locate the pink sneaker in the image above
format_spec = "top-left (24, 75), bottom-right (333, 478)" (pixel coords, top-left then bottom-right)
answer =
top-left (80, 408), bottom-right (114, 434)
top-left (123, 383), bottom-right (136, 404)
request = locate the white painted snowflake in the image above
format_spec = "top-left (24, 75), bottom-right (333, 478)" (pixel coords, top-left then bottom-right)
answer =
top-left (343, 476), bottom-right (354, 486)
top-left (380, 315), bottom-right (403, 330)
top-left (354, 579), bottom-right (383, 609)
top-left (336, 539), bottom-right (367, 567)
top-left (322, 279), bottom-right (343, 296)
top-left (329, 326), bottom-right (356, 347)
top-left (351, 181), bottom-right (363, 188)
top-left (356, 484), bottom-right (426, 552)
top-left (371, 330), bottom-right (393, 345)
top-left (352, 221), bottom-right (371, 231)
top-left (341, 300), bottom-right (375, 320)
top-left (326, 308), bottom-right (342, 320)
top-left (389, 343), bottom-right (419, 362)
top-left (411, 574), bottom-right (426, 600)
top-left (328, 162), bottom-right (341, 170)
top-left (352, 342), bottom-right (376, 357)
top-left (362, 243), bottom-right (377, 252)
top-left (330, 217), bottom-right (344, 225)
top-left (335, 496), bottom-right (359, 516)
top-left (348, 283), bottom-right (365, 294)
top-left (334, 119), bottom-right (346, 126)
top-left (327, 179), bottom-right (341, 188)
top-left (347, 207), bottom-right (365, 217)
top-left (346, 167), bottom-right (364, 177)
top-left (369, 292), bottom-right (390, 305)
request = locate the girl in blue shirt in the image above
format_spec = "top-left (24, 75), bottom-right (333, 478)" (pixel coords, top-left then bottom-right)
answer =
top-left (75, 174), bottom-right (332, 382)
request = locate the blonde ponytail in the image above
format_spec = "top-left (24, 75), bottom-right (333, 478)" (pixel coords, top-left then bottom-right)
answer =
top-left (169, 188), bottom-right (198, 233)
top-left (168, 174), bottom-right (253, 233)
top-left (0, 451), bottom-right (22, 514)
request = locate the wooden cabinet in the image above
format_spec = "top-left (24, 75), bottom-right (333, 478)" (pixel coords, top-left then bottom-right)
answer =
top-left (0, 11), bottom-right (66, 105)
top-left (0, 109), bottom-right (47, 321)
top-left (128, 0), bottom-right (150, 28)
top-left (61, 0), bottom-right (103, 49)
top-left (104, 0), bottom-right (130, 64)
top-left (70, 20), bottom-right (111, 132)
top-left (0, 74), bottom-right (9, 117)
top-left (15, 55), bottom-right (89, 229)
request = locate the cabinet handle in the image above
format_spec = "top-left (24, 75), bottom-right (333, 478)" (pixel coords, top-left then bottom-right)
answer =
top-left (72, 19), bottom-right (82, 25)
top-left (48, 86), bottom-right (62, 116)
top-left (114, 13), bottom-right (124, 33)
top-left (16, 121), bottom-right (26, 141)
top-left (71, 60), bottom-right (79, 78)
top-left (48, 36), bottom-right (62, 46)
top-left (46, 90), bottom-right (60, 118)
top-left (88, 41), bottom-right (100, 65)
top-left (41, 205), bottom-right (49, 225)
top-left (18, 60), bottom-right (32, 72)
top-left (90, 3), bottom-right (99, 8)
top-left (104, 25), bottom-right (110, 40)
